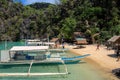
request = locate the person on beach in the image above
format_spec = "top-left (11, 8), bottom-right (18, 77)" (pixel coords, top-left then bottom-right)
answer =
top-left (62, 43), bottom-right (65, 49)
top-left (61, 37), bottom-right (65, 49)
top-left (116, 48), bottom-right (120, 61)
top-left (96, 43), bottom-right (100, 50)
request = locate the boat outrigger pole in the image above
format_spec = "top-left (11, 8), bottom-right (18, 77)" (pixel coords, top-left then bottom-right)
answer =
top-left (61, 60), bottom-right (68, 74)
top-left (28, 60), bottom-right (33, 76)
top-left (0, 60), bottom-right (69, 76)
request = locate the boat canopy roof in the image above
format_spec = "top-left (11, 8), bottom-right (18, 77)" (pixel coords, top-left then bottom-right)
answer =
top-left (10, 46), bottom-right (49, 51)
top-left (27, 42), bottom-right (43, 44)
top-left (26, 39), bottom-right (41, 42)
top-left (27, 42), bottom-right (55, 45)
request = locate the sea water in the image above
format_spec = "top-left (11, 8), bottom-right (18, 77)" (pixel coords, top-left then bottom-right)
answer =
top-left (0, 41), bottom-right (25, 50)
top-left (0, 42), bottom-right (107, 80)
top-left (0, 63), bottom-right (107, 80)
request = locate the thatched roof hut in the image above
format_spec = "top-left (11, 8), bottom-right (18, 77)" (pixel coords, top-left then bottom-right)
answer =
top-left (108, 36), bottom-right (120, 44)
top-left (73, 32), bottom-right (85, 38)
top-left (73, 32), bottom-right (88, 45)
top-left (50, 38), bottom-right (59, 43)
top-left (107, 36), bottom-right (120, 49)
top-left (74, 38), bottom-right (88, 45)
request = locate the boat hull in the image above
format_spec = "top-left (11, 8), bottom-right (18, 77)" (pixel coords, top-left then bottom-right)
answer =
top-left (0, 59), bottom-right (80, 65)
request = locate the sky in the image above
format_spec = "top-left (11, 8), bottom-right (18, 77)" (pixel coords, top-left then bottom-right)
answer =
top-left (14, 0), bottom-right (59, 5)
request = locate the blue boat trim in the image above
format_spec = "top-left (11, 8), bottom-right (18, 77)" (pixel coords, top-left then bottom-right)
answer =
top-left (62, 54), bottom-right (90, 60)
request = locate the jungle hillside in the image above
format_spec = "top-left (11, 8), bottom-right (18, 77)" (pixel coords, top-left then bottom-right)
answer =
top-left (0, 0), bottom-right (120, 43)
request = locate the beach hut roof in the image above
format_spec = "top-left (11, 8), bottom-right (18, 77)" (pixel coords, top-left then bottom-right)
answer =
top-left (74, 32), bottom-right (82, 35)
top-left (50, 38), bottom-right (59, 42)
top-left (73, 32), bottom-right (85, 38)
top-left (108, 36), bottom-right (120, 44)
top-left (10, 46), bottom-right (49, 51)
top-left (26, 39), bottom-right (41, 42)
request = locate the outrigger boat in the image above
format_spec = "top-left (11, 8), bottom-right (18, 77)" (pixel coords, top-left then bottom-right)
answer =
top-left (0, 46), bottom-right (90, 76)
top-left (0, 46), bottom-right (89, 65)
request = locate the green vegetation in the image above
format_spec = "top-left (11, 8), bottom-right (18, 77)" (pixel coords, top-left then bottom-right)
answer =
top-left (0, 0), bottom-right (120, 43)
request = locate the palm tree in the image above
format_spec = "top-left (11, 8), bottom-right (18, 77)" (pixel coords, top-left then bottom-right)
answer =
top-left (85, 27), bottom-right (100, 44)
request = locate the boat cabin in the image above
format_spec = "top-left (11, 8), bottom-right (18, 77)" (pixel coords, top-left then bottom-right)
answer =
top-left (0, 46), bottom-right (49, 62)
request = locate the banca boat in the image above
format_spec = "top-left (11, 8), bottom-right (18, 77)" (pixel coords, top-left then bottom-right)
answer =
top-left (0, 46), bottom-right (89, 65)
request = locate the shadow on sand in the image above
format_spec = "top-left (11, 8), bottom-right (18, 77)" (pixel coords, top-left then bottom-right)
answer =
top-left (73, 45), bottom-right (86, 49)
top-left (112, 68), bottom-right (120, 79)
top-left (107, 54), bottom-right (117, 58)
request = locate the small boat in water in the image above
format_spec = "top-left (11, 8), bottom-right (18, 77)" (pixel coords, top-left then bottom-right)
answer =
top-left (0, 45), bottom-right (90, 76)
top-left (0, 46), bottom-right (89, 65)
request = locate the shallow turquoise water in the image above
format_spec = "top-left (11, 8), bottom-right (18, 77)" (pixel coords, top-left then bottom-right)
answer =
top-left (0, 63), bottom-right (107, 80)
top-left (0, 42), bottom-right (107, 80)
top-left (0, 41), bottom-right (25, 50)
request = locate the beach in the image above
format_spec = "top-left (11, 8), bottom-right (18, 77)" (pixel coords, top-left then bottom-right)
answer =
top-left (66, 44), bottom-right (120, 80)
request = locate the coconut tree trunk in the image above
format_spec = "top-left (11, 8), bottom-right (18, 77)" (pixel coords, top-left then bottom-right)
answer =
top-left (91, 35), bottom-right (95, 44)
top-left (91, 33), bottom-right (100, 44)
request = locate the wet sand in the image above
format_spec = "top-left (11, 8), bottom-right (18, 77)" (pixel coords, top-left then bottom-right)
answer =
top-left (66, 44), bottom-right (120, 80)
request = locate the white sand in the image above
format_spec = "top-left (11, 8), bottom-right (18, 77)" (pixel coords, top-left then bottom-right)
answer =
top-left (66, 44), bottom-right (120, 80)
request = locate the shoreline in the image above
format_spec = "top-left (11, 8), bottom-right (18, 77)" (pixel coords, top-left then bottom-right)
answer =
top-left (66, 44), bottom-right (120, 80)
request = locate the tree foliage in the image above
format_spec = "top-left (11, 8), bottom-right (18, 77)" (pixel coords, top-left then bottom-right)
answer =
top-left (0, 0), bottom-right (119, 43)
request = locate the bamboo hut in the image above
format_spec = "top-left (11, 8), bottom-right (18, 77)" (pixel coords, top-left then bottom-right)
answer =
top-left (107, 36), bottom-right (120, 49)
top-left (50, 38), bottom-right (59, 43)
top-left (74, 38), bottom-right (88, 45)
top-left (73, 32), bottom-right (88, 45)
top-left (108, 36), bottom-right (120, 44)
top-left (50, 38), bottom-right (59, 48)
